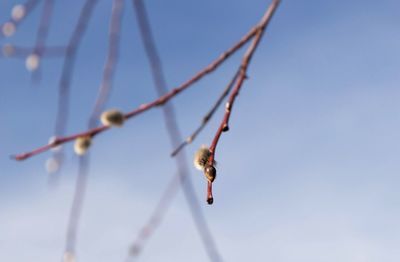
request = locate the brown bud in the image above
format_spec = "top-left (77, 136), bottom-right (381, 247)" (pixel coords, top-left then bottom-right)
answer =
top-left (207, 197), bottom-right (214, 205)
top-left (204, 165), bottom-right (216, 182)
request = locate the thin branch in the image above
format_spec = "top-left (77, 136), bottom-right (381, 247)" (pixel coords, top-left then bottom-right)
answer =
top-left (171, 68), bottom-right (240, 157)
top-left (12, 6), bottom-right (262, 161)
top-left (127, 0), bottom-right (222, 261)
top-left (207, 0), bottom-right (281, 202)
top-left (64, 0), bottom-right (124, 257)
top-left (64, 155), bottom-right (90, 255)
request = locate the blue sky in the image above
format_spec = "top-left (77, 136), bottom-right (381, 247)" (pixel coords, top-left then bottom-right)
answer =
top-left (1, 0), bottom-right (400, 261)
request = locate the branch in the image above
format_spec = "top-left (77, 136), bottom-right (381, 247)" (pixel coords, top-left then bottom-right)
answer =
top-left (206, 0), bottom-right (281, 202)
top-left (171, 68), bottom-right (240, 157)
top-left (12, 3), bottom-right (262, 161)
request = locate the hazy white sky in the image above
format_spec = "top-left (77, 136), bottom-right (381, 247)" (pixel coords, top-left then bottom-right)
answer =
top-left (1, 0), bottom-right (400, 261)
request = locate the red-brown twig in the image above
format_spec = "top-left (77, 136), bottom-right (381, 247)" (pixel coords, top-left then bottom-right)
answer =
top-left (126, 0), bottom-right (222, 261)
top-left (64, 0), bottom-right (124, 257)
top-left (12, 5), bottom-right (263, 161)
top-left (207, 0), bottom-right (281, 203)
top-left (0, 0), bottom-right (40, 38)
top-left (171, 68), bottom-right (240, 157)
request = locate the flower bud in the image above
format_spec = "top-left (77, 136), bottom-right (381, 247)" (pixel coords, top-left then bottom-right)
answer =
top-left (74, 136), bottom-right (92, 156)
top-left (204, 165), bottom-right (216, 182)
top-left (100, 109), bottom-right (125, 127)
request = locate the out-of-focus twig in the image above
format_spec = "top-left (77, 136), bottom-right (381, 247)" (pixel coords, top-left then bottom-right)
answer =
top-left (29, 0), bottom-right (55, 81)
top-left (126, 0), bottom-right (223, 261)
top-left (49, 0), bottom-right (99, 177)
top-left (63, 0), bottom-right (124, 258)
top-left (1, 44), bottom-right (66, 58)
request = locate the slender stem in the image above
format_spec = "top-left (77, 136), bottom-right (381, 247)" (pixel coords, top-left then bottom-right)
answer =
top-left (171, 68), bottom-right (240, 157)
top-left (207, 0), bottom-right (281, 199)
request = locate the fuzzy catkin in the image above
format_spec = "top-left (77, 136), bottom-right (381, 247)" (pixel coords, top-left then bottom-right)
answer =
top-left (74, 136), bottom-right (92, 156)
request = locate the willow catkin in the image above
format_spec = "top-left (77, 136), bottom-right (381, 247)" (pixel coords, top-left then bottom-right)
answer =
top-left (100, 109), bottom-right (125, 127)
top-left (73, 136), bottom-right (92, 156)
top-left (193, 145), bottom-right (212, 171)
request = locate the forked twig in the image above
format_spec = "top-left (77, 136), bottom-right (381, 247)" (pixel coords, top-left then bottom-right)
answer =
top-left (171, 68), bottom-right (240, 157)
top-left (206, 0), bottom-right (281, 202)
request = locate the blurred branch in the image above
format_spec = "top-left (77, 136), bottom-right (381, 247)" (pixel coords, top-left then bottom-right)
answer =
top-left (49, 0), bottom-right (99, 177)
top-left (1, 44), bottom-right (66, 58)
top-left (126, 0), bottom-right (222, 261)
top-left (64, 0), bottom-right (124, 258)
top-left (30, 0), bottom-right (55, 81)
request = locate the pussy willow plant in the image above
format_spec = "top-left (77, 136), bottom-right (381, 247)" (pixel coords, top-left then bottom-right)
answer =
top-left (4, 0), bottom-right (281, 261)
